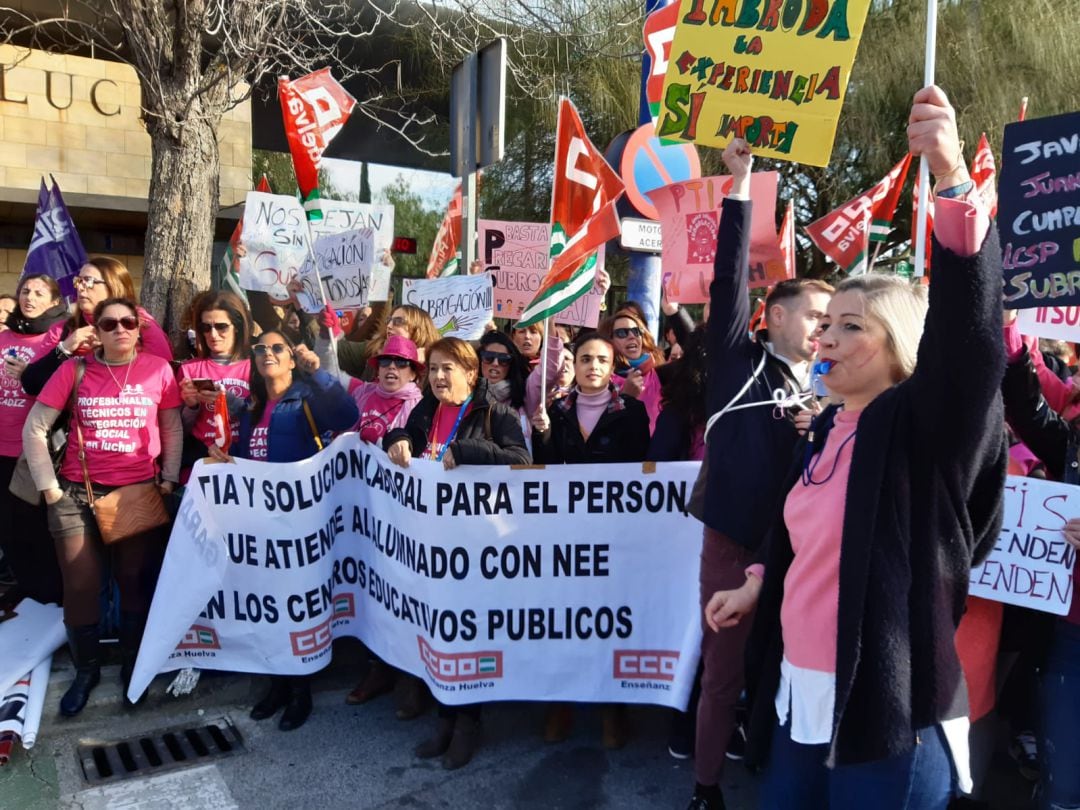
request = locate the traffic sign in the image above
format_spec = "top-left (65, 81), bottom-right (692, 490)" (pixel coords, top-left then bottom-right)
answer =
top-left (621, 218), bottom-right (663, 252)
top-left (619, 124), bottom-right (700, 221)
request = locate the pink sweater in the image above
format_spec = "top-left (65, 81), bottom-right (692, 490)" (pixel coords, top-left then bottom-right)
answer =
top-left (781, 409), bottom-right (859, 671)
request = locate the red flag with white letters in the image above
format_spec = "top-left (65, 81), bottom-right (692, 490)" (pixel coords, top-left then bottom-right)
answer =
top-left (970, 133), bottom-right (998, 218)
top-left (278, 69), bottom-right (357, 206)
top-left (516, 98), bottom-right (624, 328)
top-left (806, 155), bottom-right (911, 275)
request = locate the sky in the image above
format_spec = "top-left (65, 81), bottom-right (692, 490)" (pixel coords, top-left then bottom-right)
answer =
top-left (323, 158), bottom-right (457, 211)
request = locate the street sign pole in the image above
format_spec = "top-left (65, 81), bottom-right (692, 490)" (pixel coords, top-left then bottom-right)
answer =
top-left (451, 40), bottom-right (506, 275)
top-left (628, 0), bottom-right (673, 336)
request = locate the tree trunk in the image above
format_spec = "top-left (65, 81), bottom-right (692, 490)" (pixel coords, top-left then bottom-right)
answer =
top-left (140, 116), bottom-right (222, 336)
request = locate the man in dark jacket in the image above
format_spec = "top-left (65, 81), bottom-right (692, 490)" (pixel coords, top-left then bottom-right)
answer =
top-left (688, 139), bottom-right (833, 810)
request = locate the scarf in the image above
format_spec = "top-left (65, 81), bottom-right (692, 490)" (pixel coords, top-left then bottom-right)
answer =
top-left (6, 302), bottom-right (69, 335)
top-left (488, 379), bottom-right (512, 404)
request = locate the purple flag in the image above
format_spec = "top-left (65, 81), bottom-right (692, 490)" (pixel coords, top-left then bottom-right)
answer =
top-left (23, 177), bottom-right (88, 301)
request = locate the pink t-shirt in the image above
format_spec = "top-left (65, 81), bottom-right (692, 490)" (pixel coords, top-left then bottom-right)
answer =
top-left (178, 357), bottom-right (251, 447)
top-left (348, 379), bottom-right (419, 445)
top-left (248, 399), bottom-right (277, 461)
top-left (38, 353), bottom-right (182, 486)
top-left (425, 401), bottom-right (472, 460)
top-left (0, 325), bottom-right (62, 457)
top-left (781, 409), bottom-right (860, 673)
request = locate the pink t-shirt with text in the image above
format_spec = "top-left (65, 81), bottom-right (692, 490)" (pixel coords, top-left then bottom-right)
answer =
top-left (0, 325), bottom-right (62, 457)
top-left (37, 353), bottom-right (182, 486)
top-left (247, 399), bottom-right (277, 461)
top-left (178, 357), bottom-right (251, 447)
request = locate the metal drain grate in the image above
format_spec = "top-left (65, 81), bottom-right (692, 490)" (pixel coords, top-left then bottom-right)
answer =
top-left (77, 716), bottom-right (245, 784)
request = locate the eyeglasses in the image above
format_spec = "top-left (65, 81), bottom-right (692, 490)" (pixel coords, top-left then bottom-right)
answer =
top-left (199, 321), bottom-right (232, 334)
top-left (253, 343), bottom-right (290, 357)
top-left (479, 350), bottom-right (512, 366)
top-left (612, 327), bottom-right (643, 340)
top-left (75, 276), bottom-right (107, 290)
top-left (387, 316), bottom-right (408, 327)
top-left (98, 316), bottom-right (139, 333)
top-left (378, 357), bottom-right (413, 369)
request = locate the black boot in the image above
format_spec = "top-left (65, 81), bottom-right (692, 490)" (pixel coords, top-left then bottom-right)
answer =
top-left (60, 625), bottom-right (101, 717)
top-left (443, 711), bottom-right (481, 770)
top-left (687, 783), bottom-right (726, 810)
top-left (118, 612), bottom-right (147, 709)
top-left (250, 676), bottom-right (290, 721)
top-left (278, 677), bottom-right (312, 731)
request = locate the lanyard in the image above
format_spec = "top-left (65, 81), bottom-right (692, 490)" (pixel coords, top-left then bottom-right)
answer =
top-left (428, 394), bottom-right (473, 461)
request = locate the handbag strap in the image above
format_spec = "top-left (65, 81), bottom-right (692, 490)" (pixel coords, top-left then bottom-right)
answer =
top-left (67, 360), bottom-right (95, 508)
top-left (302, 400), bottom-right (323, 452)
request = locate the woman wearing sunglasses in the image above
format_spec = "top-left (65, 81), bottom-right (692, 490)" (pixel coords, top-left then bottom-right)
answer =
top-left (23, 297), bottom-right (182, 717)
top-left (176, 292), bottom-right (254, 473)
top-left (214, 330), bottom-right (358, 732)
top-left (0, 274), bottom-right (69, 606)
top-left (386, 337), bottom-right (530, 770)
top-left (531, 333), bottom-right (651, 748)
top-left (20, 257), bottom-right (173, 399)
top-left (477, 331), bottom-right (532, 452)
top-left (337, 303), bottom-right (441, 382)
top-left (599, 308), bottom-right (666, 433)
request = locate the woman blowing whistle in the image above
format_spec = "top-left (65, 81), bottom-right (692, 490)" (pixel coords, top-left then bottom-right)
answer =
top-left (704, 86), bottom-right (1007, 808)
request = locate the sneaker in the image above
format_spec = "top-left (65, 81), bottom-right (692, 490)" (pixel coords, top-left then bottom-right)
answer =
top-left (686, 783), bottom-right (726, 810)
top-left (667, 710), bottom-right (694, 760)
top-left (1008, 731), bottom-right (1040, 781)
top-left (724, 722), bottom-right (747, 761)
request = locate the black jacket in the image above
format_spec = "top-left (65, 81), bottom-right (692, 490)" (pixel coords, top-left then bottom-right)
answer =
top-left (532, 387), bottom-right (650, 465)
top-left (1002, 345), bottom-right (1080, 484)
top-left (385, 377), bottom-right (531, 466)
top-left (695, 198), bottom-right (803, 549)
top-left (745, 234), bottom-right (1008, 769)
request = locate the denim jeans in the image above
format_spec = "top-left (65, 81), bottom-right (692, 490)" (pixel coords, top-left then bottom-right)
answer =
top-left (760, 721), bottom-right (955, 810)
top-left (1040, 620), bottom-right (1080, 810)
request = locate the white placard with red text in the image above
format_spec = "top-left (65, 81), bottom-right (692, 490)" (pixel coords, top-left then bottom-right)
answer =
top-left (969, 476), bottom-right (1077, 615)
top-left (1017, 307), bottom-right (1080, 343)
top-left (129, 438), bottom-right (703, 708)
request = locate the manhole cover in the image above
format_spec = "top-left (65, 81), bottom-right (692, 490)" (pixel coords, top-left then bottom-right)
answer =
top-left (77, 716), bottom-right (244, 784)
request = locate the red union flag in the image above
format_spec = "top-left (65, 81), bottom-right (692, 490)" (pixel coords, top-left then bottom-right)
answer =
top-left (806, 154), bottom-right (912, 275)
top-left (643, 2), bottom-right (680, 126)
top-left (970, 133), bottom-right (998, 218)
top-left (778, 199), bottom-right (796, 279)
top-left (278, 69), bottom-right (357, 206)
top-left (426, 181), bottom-right (464, 278)
top-left (517, 98), bottom-right (625, 328)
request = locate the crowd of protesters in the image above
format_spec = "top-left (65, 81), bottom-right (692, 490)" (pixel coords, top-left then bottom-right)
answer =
top-left (0, 86), bottom-right (1076, 810)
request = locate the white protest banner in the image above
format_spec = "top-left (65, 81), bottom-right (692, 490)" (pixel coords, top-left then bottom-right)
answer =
top-left (969, 475), bottom-right (1077, 615)
top-left (238, 192), bottom-right (316, 305)
top-left (478, 219), bottom-right (605, 327)
top-left (312, 229), bottom-right (376, 310)
top-left (131, 438), bottom-right (703, 709)
top-left (310, 201), bottom-right (395, 254)
top-left (0, 656), bottom-right (49, 751)
top-left (402, 273), bottom-right (494, 340)
top-left (0, 599), bottom-right (64, 697)
top-left (1017, 306), bottom-right (1080, 343)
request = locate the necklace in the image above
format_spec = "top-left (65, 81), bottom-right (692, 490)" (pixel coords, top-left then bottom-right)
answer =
top-left (101, 351), bottom-right (136, 396)
top-left (801, 426), bottom-right (857, 487)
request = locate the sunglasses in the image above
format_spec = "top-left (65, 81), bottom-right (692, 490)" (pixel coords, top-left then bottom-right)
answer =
top-left (199, 321), bottom-right (232, 334)
top-left (74, 276), bottom-right (107, 290)
top-left (253, 343), bottom-right (291, 357)
top-left (378, 357), bottom-right (413, 369)
top-left (98, 315), bottom-right (139, 333)
top-left (387, 316), bottom-right (408, 327)
top-left (612, 327), bottom-right (643, 340)
top-left (480, 350), bottom-right (512, 366)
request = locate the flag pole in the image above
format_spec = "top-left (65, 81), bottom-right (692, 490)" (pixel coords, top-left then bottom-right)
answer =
top-left (1019, 97), bottom-right (1029, 122)
top-left (539, 317), bottom-right (550, 411)
top-left (913, 0), bottom-right (938, 278)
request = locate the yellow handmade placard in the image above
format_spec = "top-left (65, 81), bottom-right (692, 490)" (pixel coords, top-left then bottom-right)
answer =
top-left (657, 0), bottom-right (872, 166)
